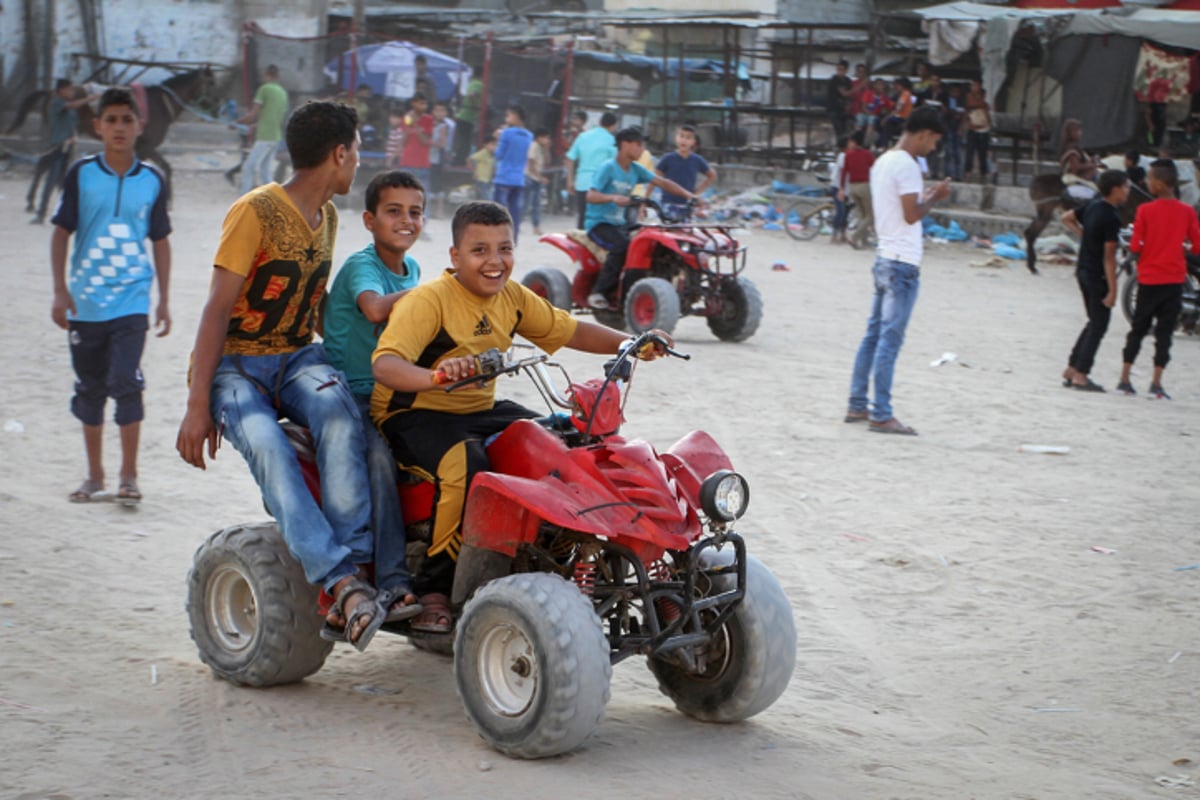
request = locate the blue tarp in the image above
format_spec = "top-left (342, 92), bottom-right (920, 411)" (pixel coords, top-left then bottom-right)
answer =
top-left (570, 51), bottom-right (751, 85)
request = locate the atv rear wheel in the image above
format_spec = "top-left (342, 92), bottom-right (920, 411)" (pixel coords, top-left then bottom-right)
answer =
top-left (187, 522), bottom-right (332, 687)
top-left (648, 554), bottom-right (795, 722)
top-left (624, 277), bottom-right (680, 334)
top-left (522, 267), bottom-right (573, 310)
top-left (707, 276), bottom-right (763, 342)
top-left (455, 572), bottom-right (611, 758)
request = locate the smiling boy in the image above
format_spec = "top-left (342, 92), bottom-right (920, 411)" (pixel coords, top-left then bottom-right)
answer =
top-left (370, 200), bottom-right (668, 633)
top-left (322, 170), bottom-right (426, 619)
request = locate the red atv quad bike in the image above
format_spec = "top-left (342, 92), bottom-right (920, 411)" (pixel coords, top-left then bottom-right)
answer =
top-left (524, 198), bottom-right (763, 342)
top-left (186, 332), bottom-right (796, 759)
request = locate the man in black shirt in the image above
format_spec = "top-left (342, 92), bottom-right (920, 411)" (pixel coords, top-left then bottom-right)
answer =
top-left (1059, 169), bottom-right (1130, 391)
top-left (827, 60), bottom-right (852, 140)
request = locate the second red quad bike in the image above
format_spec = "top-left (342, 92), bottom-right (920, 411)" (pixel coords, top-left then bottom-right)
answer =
top-left (524, 198), bottom-right (763, 342)
top-left (186, 332), bottom-right (796, 759)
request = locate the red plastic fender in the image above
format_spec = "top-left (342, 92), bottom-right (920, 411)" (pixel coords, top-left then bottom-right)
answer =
top-left (539, 232), bottom-right (600, 273)
top-left (661, 430), bottom-right (736, 511)
top-left (624, 228), bottom-right (705, 270)
top-left (462, 420), bottom-right (699, 560)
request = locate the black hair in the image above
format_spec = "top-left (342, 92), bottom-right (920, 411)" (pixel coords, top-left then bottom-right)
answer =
top-left (850, 129), bottom-right (866, 147)
top-left (533, 127), bottom-right (550, 138)
top-left (365, 170), bottom-right (426, 214)
top-left (506, 104), bottom-right (526, 123)
top-left (1148, 158), bottom-right (1178, 189)
top-left (1097, 169), bottom-right (1129, 197)
top-left (286, 101), bottom-right (358, 169)
top-left (904, 106), bottom-right (945, 135)
top-left (838, 60), bottom-right (849, 69)
top-left (599, 111), bottom-right (618, 128)
top-left (483, 133), bottom-right (496, 144)
top-left (896, 76), bottom-right (912, 90)
top-left (615, 126), bottom-right (644, 144)
top-left (55, 78), bottom-right (72, 91)
top-left (265, 64), bottom-right (280, 79)
top-left (571, 110), bottom-right (588, 123)
top-left (451, 200), bottom-right (512, 246)
top-left (411, 92), bottom-right (428, 104)
top-left (678, 123), bottom-right (701, 147)
top-left (97, 87), bottom-right (139, 118)
top-left (1124, 149), bottom-right (1141, 163)
top-left (836, 135), bottom-right (849, 150)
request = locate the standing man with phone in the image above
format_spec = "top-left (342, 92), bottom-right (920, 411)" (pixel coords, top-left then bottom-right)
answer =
top-left (844, 107), bottom-right (951, 436)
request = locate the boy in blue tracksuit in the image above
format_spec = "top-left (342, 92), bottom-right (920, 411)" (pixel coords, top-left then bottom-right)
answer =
top-left (492, 105), bottom-right (534, 243)
top-left (50, 87), bottom-right (172, 505)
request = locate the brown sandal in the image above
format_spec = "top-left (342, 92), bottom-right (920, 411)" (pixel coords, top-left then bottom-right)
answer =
top-left (868, 417), bottom-right (917, 436)
top-left (410, 592), bottom-right (453, 634)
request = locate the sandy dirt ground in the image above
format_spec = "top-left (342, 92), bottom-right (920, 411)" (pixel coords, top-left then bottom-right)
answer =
top-left (0, 163), bottom-right (1198, 800)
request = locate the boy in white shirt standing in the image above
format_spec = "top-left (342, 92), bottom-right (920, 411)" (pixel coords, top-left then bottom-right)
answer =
top-left (845, 107), bottom-right (951, 435)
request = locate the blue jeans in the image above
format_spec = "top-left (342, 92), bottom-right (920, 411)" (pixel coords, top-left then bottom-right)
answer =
top-left (240, 140), bottom-right (279, 194)
top-left (210, 343), bottom-right (371, 591)
top-left (492, 183), bottom-right (524, 242)
top-left (831, 186), bottom-right (848, 233)
top-left (848, 258), bottom-right (921, 422)
top-left (354, 393), bottom-right (412, 596)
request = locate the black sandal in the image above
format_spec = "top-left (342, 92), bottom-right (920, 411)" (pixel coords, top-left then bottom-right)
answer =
top-left (320, 577), bottom-right (384, 652)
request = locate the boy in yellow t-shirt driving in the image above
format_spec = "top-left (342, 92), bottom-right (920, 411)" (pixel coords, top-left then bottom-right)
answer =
top-left (371, 200), bottom-right (668, 633)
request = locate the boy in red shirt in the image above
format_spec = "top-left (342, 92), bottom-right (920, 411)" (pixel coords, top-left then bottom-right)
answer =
top-left (1116, 159), bottom-right (1200, 399)
top-left (397, 93), bottom-right (434, 187)
top-left (839, 130), bottom-right (876, 250)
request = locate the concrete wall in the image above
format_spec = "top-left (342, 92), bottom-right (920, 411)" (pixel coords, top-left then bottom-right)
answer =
top-left (0, 0), bottom-right (328, 99)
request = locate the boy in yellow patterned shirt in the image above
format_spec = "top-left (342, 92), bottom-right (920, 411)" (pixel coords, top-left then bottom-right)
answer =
top-left (177, 101), bottom-right (398, 651)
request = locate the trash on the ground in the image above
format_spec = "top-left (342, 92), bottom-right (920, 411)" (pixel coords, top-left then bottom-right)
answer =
top-left (0, 599), bottom-right (12, 607)
top-left (1018, 444), bottom-right (1070, 454)
top-left (1034, 234), bottom-right (1077, 255)
top-left (478, 760), bottom-right (494, 772)
top-left (992, 231), bottom-right (1022, 246)
top-left (1090, 546), bottom-right (1117, 555)
top-left (771, 261), bottom-right (790, 271)
top-left (1168, 651), bottom-right (1183, 664)
top-left (3, 420), bottom-right (24, 433)
top-left (1032, 707), bottom-right (1082, 713)
top-left (1173, 564), bottom-right (1200, 571)
top-left (151, 664), bottom-right (158, 685)
top-left (970, 257), bottom-right (1010, 269)
top-left (930, 352), bottom-right (957, 367)
top-left (1155, 775), bottom-right (1195, 788)
top-left (993, 243), bottom-right (1027, 260)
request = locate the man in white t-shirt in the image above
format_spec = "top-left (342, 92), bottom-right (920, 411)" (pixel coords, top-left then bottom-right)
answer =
top-left (845, 106), bottom-right (951, 435)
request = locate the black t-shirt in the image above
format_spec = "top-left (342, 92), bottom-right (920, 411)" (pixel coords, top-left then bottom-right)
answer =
top-left (1076, 198), bottom-right (1122, 281)
top-left (827, 75), bottom-right (852, 113)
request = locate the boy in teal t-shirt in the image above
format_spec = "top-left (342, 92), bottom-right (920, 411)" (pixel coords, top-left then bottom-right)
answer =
top-left (323, 170), bottom-right (425, 617)
top-left (585, 127), bottom-right (695, 308)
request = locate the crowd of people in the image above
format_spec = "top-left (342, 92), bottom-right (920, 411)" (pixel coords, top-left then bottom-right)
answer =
top-left (827, 61), bottom-right (994, 185)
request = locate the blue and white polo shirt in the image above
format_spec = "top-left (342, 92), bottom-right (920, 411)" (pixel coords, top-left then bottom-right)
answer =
top-left (51, 154), bottom-right (171, 322)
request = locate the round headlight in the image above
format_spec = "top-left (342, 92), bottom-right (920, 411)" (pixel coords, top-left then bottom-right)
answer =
top-left (699, 470), bottom-right (750, 522)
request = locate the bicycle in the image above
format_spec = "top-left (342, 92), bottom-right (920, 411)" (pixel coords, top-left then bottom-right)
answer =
top-left (781, 190), bottom-right (860, 242)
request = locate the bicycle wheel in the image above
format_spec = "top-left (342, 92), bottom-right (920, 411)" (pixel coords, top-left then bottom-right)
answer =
top-left (784, 201), bottom-right (830, 242)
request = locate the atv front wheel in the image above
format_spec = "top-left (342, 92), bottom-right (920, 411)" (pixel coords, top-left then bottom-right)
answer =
top-left (187, 522), bottom-right (332, 686)
top-left (455, 573), bottom-right (611, 758)
top-left (648, 554), bottom-right (795, 722)
top-left (707, 276), bottom-right (763, 342)
top-left (624, 277), bottom-right (681, 334)
top-left (522, 268), bottom-right (573, 310)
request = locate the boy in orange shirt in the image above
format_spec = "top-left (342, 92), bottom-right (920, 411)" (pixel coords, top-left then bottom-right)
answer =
top-left (1116, 159), bottom-right (1200, 399)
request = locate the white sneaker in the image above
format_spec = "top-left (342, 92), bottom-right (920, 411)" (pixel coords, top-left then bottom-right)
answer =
top-left (587, 292), bottom-right (610, 309)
